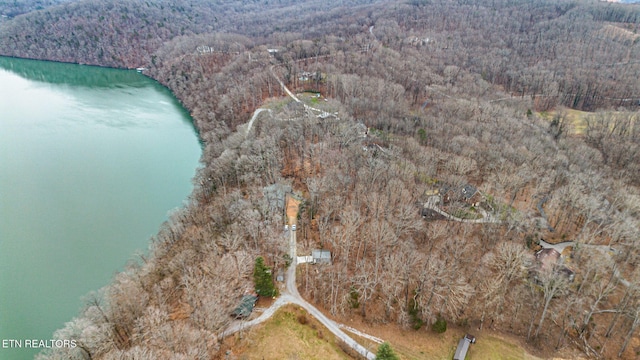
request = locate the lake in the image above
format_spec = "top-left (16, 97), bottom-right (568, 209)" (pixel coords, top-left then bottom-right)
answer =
top-left (0, 57), bottom-right (201, 359)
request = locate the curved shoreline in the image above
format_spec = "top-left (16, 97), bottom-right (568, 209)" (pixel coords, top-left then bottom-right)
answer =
top-left (0, 56), bottom-right (204, 360)
top-left (0, 54), bottom-right (204, 143)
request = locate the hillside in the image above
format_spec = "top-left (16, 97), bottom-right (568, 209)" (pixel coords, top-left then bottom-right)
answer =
top-left (0, 0), bottom-right (72, 19)
top-left (1, 0), bottom-right (640, 359)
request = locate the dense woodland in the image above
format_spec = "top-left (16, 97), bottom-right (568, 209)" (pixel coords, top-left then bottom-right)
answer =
top-left (2, 0), bottom-right (640, 359)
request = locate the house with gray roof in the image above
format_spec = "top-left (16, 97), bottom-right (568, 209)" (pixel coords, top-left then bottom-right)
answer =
top-left (311, 249), bottom-right (331, 264)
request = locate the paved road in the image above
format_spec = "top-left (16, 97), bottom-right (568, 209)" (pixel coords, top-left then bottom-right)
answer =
top-left (536, 196), bottom-right (555, 232)
top-left (284, 228), bottom-right (376, 359)
top-left (539, 239), bottom-right (619, 256)
top-left (218, 219), bottom-right (377, 359)
top-left (220, 42), bottom-right (379, 360)
top-left (244, 108), bottom-right (271, 137)
top-left (269, 66), bottom-right (338, 120)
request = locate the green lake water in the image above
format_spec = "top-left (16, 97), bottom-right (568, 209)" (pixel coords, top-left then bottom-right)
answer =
top-left (0, 57), bottom-right (201, 359)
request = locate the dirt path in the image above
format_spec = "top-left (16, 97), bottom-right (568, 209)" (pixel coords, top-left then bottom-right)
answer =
top-left (339, 324), bottom-right (384, 344)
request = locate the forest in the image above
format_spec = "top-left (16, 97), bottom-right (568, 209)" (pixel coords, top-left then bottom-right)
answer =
top-left (1, 0), bottom-right (640, 359)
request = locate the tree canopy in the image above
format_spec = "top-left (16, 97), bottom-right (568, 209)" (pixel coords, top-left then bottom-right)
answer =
top-left (376, 342), bottom-right (399, 360)
top-left (254, 256), bottom-right (276, 297)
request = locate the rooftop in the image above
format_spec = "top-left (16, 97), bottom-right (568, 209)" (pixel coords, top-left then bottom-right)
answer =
top-left (232, 294), bottom-right (258, 318)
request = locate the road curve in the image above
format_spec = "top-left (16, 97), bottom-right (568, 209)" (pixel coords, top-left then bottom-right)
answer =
top-left (219, 53), bottom-right (377, 360)
top-left (218, 226), bottom-right (377, 359)
top-left (286, 229), bottom-right (376, 359)
top-left (244, 108), bottom-right (271, 137)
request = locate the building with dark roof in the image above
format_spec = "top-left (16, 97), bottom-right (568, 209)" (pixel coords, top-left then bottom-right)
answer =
top-left (232, 294), bottom-right (258, 319)
top-left (533, 248), bottom-right (575, 282)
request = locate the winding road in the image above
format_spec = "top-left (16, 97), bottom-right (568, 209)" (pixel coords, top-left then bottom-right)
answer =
top-left (219, 53), bottom-right (379, 359)
top-left (270, 65), bottom-right (338, 120)
top-left (284, 229), bottom-right (377, 359)
top-left (218, 203), bottom-right (377, 359)
top-left (423, 198), bottom-right (502, 224)
top-left (244, 108), bottom-right (271, 137)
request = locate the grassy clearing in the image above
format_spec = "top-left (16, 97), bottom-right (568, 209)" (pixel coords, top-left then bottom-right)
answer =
top-left (224, 239), bottom-right (552, 360)
top-left (226, 305), bottom-right (351, 360)
top-left (263, 96), bottom-right (294, 111)
top-left (298, 92), bottom-right (334, 111)
top-left (538, 108), bottom-right (591, 135)
top-left (469, 335), bottom-right (540, 360)
top-left (226, 304), bottom-right (545, 360)
top-left (350, 331), bottom-right (456, 360)
top-left (600, 24), bottom-right (640, 42)
top-left (346, 324), bottom-right (543, 360)
top-left (450, 207), bottom-right (482, 220)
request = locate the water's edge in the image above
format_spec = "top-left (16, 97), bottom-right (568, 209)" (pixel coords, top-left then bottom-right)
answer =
top-left (0, 56), bottom-right (202, 360)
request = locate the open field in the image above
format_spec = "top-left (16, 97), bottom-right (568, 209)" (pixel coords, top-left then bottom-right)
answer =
top-left (349, 325), bottom-right (547, 360)
top-left (224, 304), bottom-right (558, 360)
top-left (222, 305), bottom-right (351, 360)
top-left (539, 108), bottom-right (639, 141)
top-left (538, 108), bottom-right (592, 135)
top-left (468, 335), bottom-right (544, 360)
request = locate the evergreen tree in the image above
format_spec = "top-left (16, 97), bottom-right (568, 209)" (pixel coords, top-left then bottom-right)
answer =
top-left (432, 316), bottom-right (447, 333)
top-left (253, 256), bottom-right (276, 297)
top-left (376, 342), bottom-right (399, 360)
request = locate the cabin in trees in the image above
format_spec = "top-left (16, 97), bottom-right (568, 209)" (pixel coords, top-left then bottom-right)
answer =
top-left (536, 248), bottom-right (561, 271)
top-left (440, 184), bottom-right (482, 206)
top-left (533, 248), bottom-right (575, 282)
top-left (298, 71), bottom-right (315, 82)
top-left (232, 294), bottom-right (258, 319)
top-left (311, 249), bottom-right (332, 264)
top-left (422, 183), bottom-right (484, 212)
top-left (296, 250), bottom-right (331, 264)
top-left (196, 45), bottom-right (213, 54)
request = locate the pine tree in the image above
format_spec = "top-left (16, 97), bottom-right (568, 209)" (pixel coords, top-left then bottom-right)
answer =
top-left (376, 342), bottom-right (399, 360)
top-left (253, 256), bottom-right (276, 297)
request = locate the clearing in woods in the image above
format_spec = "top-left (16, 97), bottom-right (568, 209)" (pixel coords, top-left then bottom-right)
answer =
top-left (285, 194), bottom-right (300, 226)
top-left (222, 304), bottom-right (558, 360)
top-left (538, 108), bottom-right (591, 135)
top-left (346, 322), bottom-right (548, 360)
